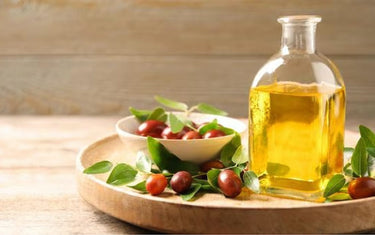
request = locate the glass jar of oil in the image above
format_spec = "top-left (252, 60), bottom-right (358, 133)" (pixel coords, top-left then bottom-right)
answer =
top-left (249, 15), bottom-right (345, 201)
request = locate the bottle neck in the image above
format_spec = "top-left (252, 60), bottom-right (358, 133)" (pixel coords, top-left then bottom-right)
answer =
top-left (280, 23), bottom-right (317, 54)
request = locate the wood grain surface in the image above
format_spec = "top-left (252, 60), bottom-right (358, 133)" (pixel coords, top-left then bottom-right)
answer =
top-left (0, 116), bottom-right (372, 234)
top-left (0, 55), bottom-right (374, 130)
top-left (0, 0), bottom-right (374, 117)
top-left (0, 0), bottom-right (374, 55)
top-left (0, 116), bottom-right (149, 234)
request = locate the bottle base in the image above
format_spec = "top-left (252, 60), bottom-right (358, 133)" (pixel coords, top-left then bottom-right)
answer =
top-left (260, 187), bottom-right (324, 202)
top-left (259, 176), bottom-right (325, 202)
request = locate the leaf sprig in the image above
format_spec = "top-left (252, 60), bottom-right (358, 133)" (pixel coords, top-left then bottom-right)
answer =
top-left (84, 135), bottom-right (260, 201)
top-left (324, 125), bottom-right (375, 201)
top-left (129, 96), bottom-right (228, 134)
top-left (83, 160), bottom-right (113, 174)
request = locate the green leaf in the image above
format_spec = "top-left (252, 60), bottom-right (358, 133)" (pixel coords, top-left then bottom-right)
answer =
top-left (217, 126), bottom-right (235, 135)
top-left (220, 144), bottom-right (235, 167)
top-left (344, 168), bottom-right (354, 177)
top-left (220, 133), bottom-right (242, 167)
top-left (180, 183), bottom-right (202, 201)
top-left (207, 169), bottom-right (221, 190)
top-left (200, 184), bottom-right (217, 192)
top-left (367, 147), bottom-right (375, 157)
top-left (147, 107), bottom-right (167, 122)
top-left (147, 137), bottom-right (199, 174)
top-left (168, 113), bottom-right (185, 133)
top-left (359, 125), bottom-right (375, 147)
top-left (174, 114), bottom-right (193, 126)
top-left (237, 163), bottom-right (247, 171)
top-left (339, 185), bottom-right (349, 193)
top-left (198, 119), bottom-right (218, 135)
top-left (135, 151), bottom-right (152, 173)
top-left (267, 162), bottom-right (290, 176)
top-left (162, 170), bottom-right (173, 177)
top-left (232, 167), bottom-right (242, 178)
top-left (327, 193), bottom-right (351, 201)
top-left (351, 138), bottom-right (368, 177)
top-left (154, 96), bottom-right (188, 111)
top-left (343, 162), bottom-right (353, 177)
top-left (368, 154), bottom-right (375, 177)
top-left (83, 160), bottom-right (113, 174)
top-left (129, 107), bottom-right (152, 122)
top-left (196, 103), bottom-right (228, 116)
top-left (192, 179), bottom-right (217, 192)
top-left (243, 171), bottom-right (260, 193)
top-left (323, 174), bottom-right (346, 198)
top-left (231, 133), bottom-right (242, 147)
top-left (193, 178), bottom-right (211, 185)
top-left (231, 146), bottom-right (248, 165)
top-left (106, 163), bottom-right (138, 186)
top-left (127, 181), bottom-right (147, 193)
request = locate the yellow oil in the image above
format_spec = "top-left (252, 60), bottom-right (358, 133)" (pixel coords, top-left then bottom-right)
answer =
top-left (249, 82), bottom-right (345, 200)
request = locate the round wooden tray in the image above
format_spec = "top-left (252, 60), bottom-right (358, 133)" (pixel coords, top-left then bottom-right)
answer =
top-left (76, 131), bottom-right (375, 234)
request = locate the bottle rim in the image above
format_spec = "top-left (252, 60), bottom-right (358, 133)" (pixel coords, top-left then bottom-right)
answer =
top-left (277, 15), bottom-right (322, 25)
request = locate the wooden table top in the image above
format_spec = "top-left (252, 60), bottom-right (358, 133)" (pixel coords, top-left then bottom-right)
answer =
top-left (0, 116), bottom-right (150, 234)
top-left (0, 116), bottom-right (373, 234)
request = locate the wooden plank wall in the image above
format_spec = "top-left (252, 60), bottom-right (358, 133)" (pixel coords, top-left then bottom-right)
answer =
top-left (0, 0), bottom-right (374, 127)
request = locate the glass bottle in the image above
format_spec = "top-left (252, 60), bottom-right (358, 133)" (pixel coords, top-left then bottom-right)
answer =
top-left (249, 15), bottom-right (345, 201)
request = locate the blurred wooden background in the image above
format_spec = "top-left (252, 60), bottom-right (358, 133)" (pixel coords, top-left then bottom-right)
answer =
top-left (0, 0), bottom-right (374, 128)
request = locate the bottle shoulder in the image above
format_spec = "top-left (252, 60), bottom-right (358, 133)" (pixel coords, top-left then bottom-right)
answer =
top-left (251, 51), bottom-right (345, 89)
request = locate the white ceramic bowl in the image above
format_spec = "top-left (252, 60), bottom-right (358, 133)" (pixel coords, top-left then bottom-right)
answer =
top-left (115, 112), bottom-right (247, 164)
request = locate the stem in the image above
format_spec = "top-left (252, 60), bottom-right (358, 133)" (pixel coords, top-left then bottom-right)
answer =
top-left (222, 165), bottom-right (238, 171)
top-left (182, 105), bottom-right (199, 131)
top-left (192, 173), bottom-right (207, 178)
top-left (186, 123), bottom-right (198, 132)
top-left (186, 105), bottom-right (198, 116)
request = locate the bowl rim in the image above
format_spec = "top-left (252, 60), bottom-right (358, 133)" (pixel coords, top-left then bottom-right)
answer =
top-left (115, 112), bottom-right (247, 142)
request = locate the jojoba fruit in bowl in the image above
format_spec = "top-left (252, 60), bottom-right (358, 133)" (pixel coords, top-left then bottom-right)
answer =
top-left (136, 120), bottom-right (167, 138)
top-left (203, 130), bottom-right (226, 139)
top-left (170, 171), bottom-right (193, 194)
top-left (116, 112), bottom-right (247, 164)
top-left (135, 119), bottom-right (231, 140)
top-left (218, 169), bottom-right (242, 198)
top-left (348, 177), bottom-right (375, 199)
top-left (182, 131), bottom-right (202, 140)
top-left (161, 126), bottom-right (190, 139)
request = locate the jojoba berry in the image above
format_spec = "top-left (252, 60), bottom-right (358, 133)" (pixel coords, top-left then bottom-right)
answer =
top-left (161, 126), bottom-right (190, 139)
top-left (136, 120), bottom-right (167, 138)
top-left (170, 171), bottom-right (193, 194)
top-left (218, 169), bottom-right (242, 198)
top-left (348, 177), bottom-right (375, 199)
top-left (182, 131), bottom-right (202, 140)
top-left (200, 160), bottom-right (225, 173)
top-left (146, 174), bottom-right (168, 196)
top-left (203, 130), bottom-right (226, 139)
